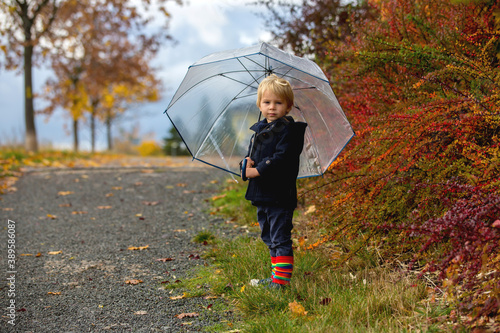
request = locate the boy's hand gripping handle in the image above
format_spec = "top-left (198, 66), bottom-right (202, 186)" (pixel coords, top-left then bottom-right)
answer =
top-left (241, 158), bottom-right (248, 181)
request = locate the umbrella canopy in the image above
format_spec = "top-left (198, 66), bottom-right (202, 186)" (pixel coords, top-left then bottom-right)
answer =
top-left (164, 42), bottom-right (354, 178)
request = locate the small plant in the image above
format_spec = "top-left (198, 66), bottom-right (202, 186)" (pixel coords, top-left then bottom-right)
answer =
top-left (192, 230), bottom-right (216, 244)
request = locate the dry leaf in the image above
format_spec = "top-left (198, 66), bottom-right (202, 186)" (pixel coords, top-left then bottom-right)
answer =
top-left (97, 206), bottom-right (112, 209)
top-left (176, 312), bottom-right (199, 319)
top-left (128, 245), bottom-right (149, 251)
top-left (211, 194), bottom-right (227, 201)
top-left (46, 214), bottom-right (58, 219)
top-left (156, 258), bottom-right (174, 262)
top-left (203, 296), bottom-right (218, 299)
top-left (176, 183), bottom-right (187, 187)
top-left (304, 205), bottom-right (316, 215)
top-left (111, 186), bottom-right (122, 190)
top-left (58, 191), bottom-right (74, 196)
top-left (289, 301), bottom-right (308, 316)
top-left (2, 207), bottom-right (14, 211)
top-left (48, 250), bottom-right (62, 255)
top-left (59, 203), bottom-right (72, 207)
top-left (47, 292), bottom-right (61, 295)
top-left (142, 201), bottom-right (160, 206)
top-left (170, 293), bottom-right (186, 300)
top-left (20, 253), bottom-right (33, 256)
top-left (71, 211), bottom-right (88, 215)
top-left (36, 252), bottom-right (42, 257)
top-left (134, 310), bottom-right (148, 315)
top-left (105, 193), bottom-right (114, 197)
top-left (174, 229), bottom-right (187, 233)
top-left (125, 279), bottom-right (143, 285)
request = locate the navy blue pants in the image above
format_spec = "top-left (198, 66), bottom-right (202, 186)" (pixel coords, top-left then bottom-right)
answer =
top-left (257, 205), bottom-right (294, 257)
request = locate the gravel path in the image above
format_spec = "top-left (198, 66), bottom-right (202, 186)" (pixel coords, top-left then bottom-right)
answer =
top-left (0, 165), bottom-right (240, 332)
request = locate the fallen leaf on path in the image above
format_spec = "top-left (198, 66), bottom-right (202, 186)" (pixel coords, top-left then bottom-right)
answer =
top-left (289, 301), bottom-right (308, 316)
top-left (128, 245), bottom-right (149, 251)
top-left (174, 229), bottom-right (187, 232)
top-left (105, 193), bottom-right (114, 197)
top-left (71, 211), bottom-right (88, 215)
top-left (141, 169), bottom-right (154, 173)
top-left (48, 250), bottom-right (62, 255)
top-left (97, 206), bottom-right (112, 209)
top-left (46, 214), bottom-right (58, 219)
top-left (176, 183), bottom-right (187, 187)
top-left (20, 253), bottom-right (33, 256)
top-left (125, 279), bottom-right (143, 285)
top-left (176, 312), bottom-right (199, 319)
top-left (48, 292), bottom-right (61, 295)
top-left (58, 191), bottom-right (74, 196)
top-left (2, 207), bottom-right (14, 211)
top-left (170, 293), bottom-right (186, 300)
top-left (142, 201), bottom-right (160, 206)
top-left (134, 182), bottom-right (143, 186)
top-left (204, 296), bottom-right (218, 299)
top-left (36, 252), bottom-right (42, 257)
top-left (210, 180), bottom-right (219, 184)
top-left (59, 203), bottom-right (71, 207)
top-left (156, 258), bottom-right (174, 262)
top-left (134, 310), bottom-right (148, 315)
top-left (111, 186), bottom-right (122, 190)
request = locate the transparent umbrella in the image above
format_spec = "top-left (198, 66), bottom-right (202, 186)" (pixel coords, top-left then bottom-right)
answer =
top-left (164, 42), bottom-right (354, 178)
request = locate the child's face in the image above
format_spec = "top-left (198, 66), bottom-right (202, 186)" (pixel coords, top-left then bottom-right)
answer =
top-left (258, 90), bottom-right (291, 123)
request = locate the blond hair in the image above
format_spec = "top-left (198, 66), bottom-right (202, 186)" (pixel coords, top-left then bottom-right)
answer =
top-left (256, 74), bottom-right (294, 112)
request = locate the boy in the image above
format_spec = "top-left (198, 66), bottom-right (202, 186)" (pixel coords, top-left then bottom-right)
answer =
top-left (243, 74), bottom-right (307, 289)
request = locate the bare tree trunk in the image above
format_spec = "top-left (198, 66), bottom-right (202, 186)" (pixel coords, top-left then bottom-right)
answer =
top-left (106, 113), bottom-right (112, 151)
top-left (91, 110), bottom-right (96, 153)
top-left (73, 118), bottom-right (79, 152)
top-left (24, 43), bottom-right (38, 152)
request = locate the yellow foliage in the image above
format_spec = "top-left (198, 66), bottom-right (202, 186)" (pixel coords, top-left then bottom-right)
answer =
top-left (136, 141), bottom-right (162, 156)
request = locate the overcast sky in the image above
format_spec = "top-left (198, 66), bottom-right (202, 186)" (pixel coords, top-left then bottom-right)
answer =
top-left (0, 0), bottom-right (273, 151)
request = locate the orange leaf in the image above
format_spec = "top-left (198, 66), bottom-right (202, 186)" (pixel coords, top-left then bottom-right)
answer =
top-left (48, 250), bottom-right (62, 255)
top-left (57, 191), bottom-right (74, 196)
top-left (97, 206), bottom-right (112, 209)
top-left (48, 292), bottom-right (61, 295)
top-left (71, 211), bottom-right (88, 215)
top-left (211, 194), bottom-right (227, 201)
top-left (125, 279), bottom-right (143, 285)
top-left (46, 214), bottom-right (58, 219)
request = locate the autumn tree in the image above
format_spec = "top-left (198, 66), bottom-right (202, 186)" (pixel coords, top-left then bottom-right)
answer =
top-left (0, 0), bottom-right (61, 152)
top-left (0, 0), bottom-right (180, 152)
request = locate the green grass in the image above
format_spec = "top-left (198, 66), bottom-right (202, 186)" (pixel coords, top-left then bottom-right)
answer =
top-left (175, 181), bottom-right (457, 332)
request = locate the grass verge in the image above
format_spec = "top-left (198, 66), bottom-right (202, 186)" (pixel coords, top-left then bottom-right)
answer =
top-left (173, 180), bottom-right (457, 332)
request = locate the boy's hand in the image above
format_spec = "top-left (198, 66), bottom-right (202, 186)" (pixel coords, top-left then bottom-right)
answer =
top-left (244, 157), bottom-right (260, 179)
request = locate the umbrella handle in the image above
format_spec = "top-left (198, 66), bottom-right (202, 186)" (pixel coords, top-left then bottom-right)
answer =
top-left (241, 158), bottom-right (248, 181)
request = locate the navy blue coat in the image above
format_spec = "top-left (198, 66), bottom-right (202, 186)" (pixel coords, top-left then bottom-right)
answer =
top-left (244, 116), bottom-right (307, 208)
